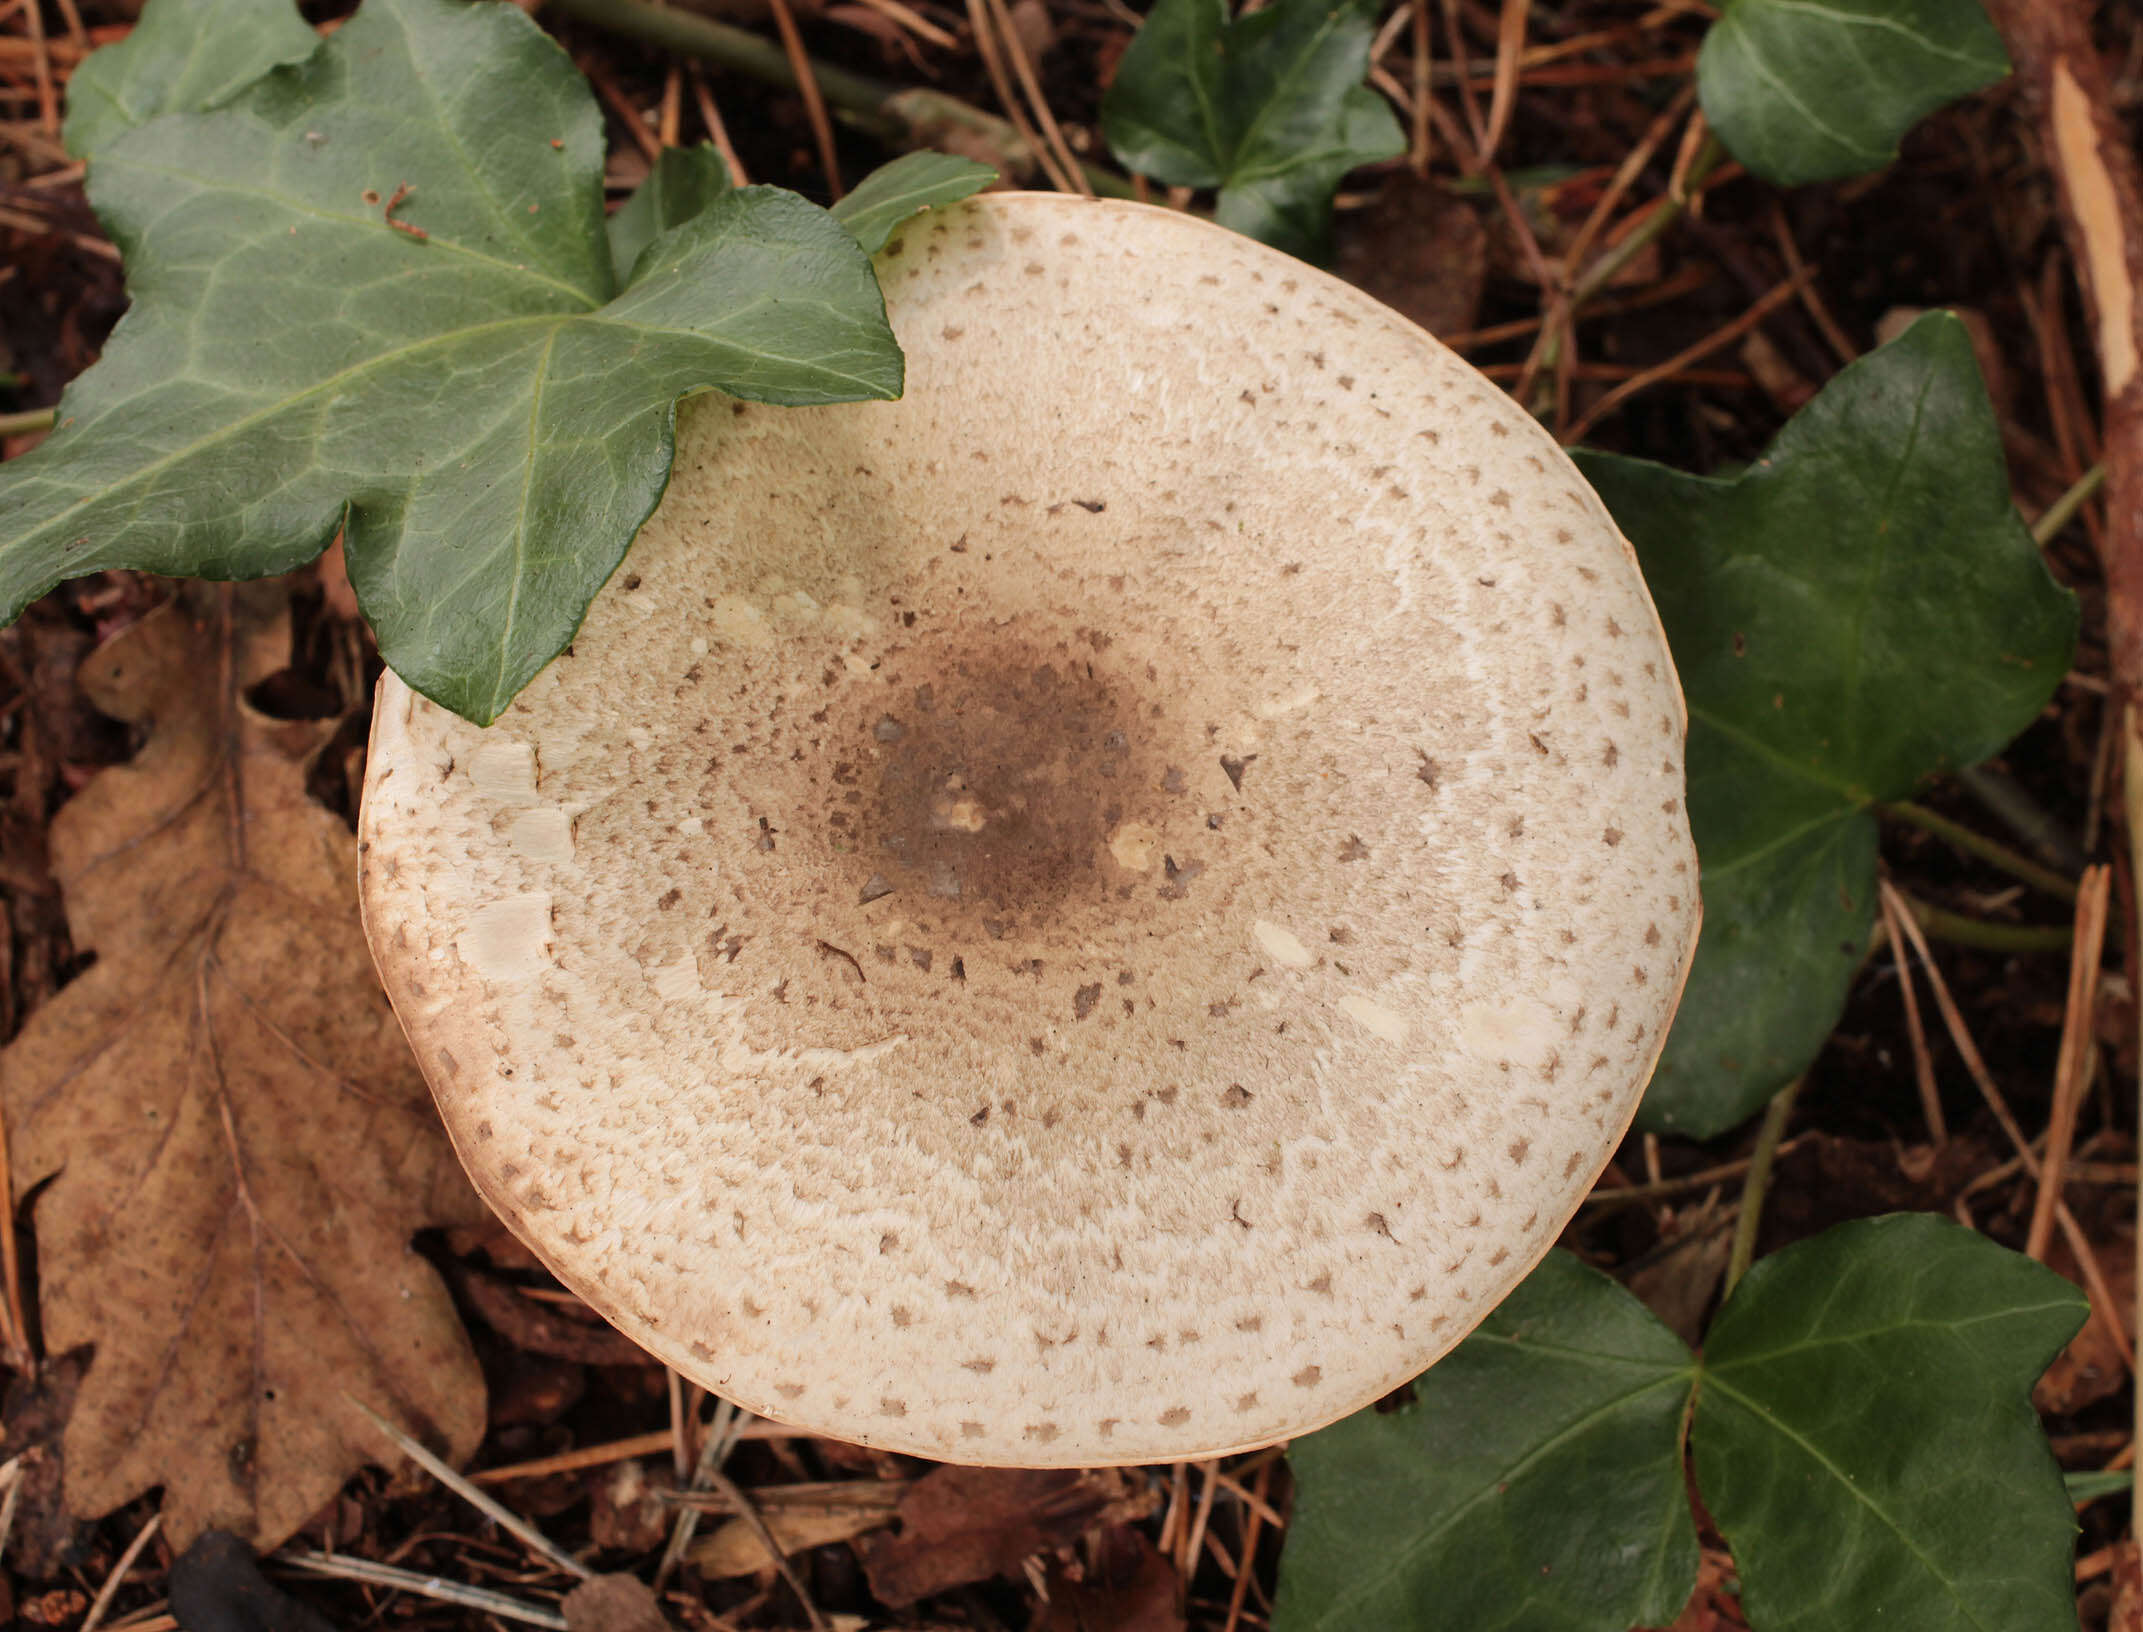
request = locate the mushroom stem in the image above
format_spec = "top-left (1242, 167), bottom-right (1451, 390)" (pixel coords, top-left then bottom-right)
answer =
top-left (1723, 1077), bottom-right (1801, 1296)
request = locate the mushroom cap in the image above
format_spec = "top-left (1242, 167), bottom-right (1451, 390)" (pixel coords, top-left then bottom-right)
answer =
top-left (359, 194), bottom-right (1699, 1466)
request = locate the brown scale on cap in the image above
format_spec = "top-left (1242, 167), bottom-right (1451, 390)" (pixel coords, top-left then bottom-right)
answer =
top-left (806, 621), bottom-right (1183, 944)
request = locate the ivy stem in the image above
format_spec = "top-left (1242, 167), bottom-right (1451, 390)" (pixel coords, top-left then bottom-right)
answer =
top-left (542, 0), bottom-right (1141, 198)
top-left (0, 408), bottom-right (56, 438)
top-left (1567, 135), bottom-right (1726, 313)
top-left (1897, 893), bottom-right (2073, 955)
top-left (1723, 1078), bottom-right (1801, 1297)
top-left (1953, 762), bottom-right (2087, 875)
top-left (2033, 461), bottom-right (2107, 546)
top-left (1880, 798), bottom-right (2081, 902)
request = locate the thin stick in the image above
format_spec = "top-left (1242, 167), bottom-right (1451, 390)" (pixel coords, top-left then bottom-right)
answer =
top-left (1878, 883), bottom-right (1947, 1143)
top-left (667, 1369), bottom-right (691, 1484)
top-left (1886, 893), bottom-right (2135, 1370)
top-left (276, 1552), bottom-right (569, 1630)
top-left (343, 1395), bottom-right (592, 1580)
top-left (1563, 271), bottom-right (1808, 442)
top-left (22, 0), bottom-right (54, 137)
top-left (2034, 461), bottom-right (2109, 546)
top-left (1180, 1459), bottom-right (1220, 1603)
top-left (579, 53), bottom-right (663, 167)
top-left (473, 1419), bottom-right (793, 1485)
top-left (1724, 1079), bottom-right (1800, 1294)
top-left (852, 0), bottom-right (958, 50)
top-left (0, 1459), bottom-right (26, 1573)
top-left (1407, 0), bottom-right (1432, 174)
top-left (1584, 1138), bottom-right (1812, 1208)
top-left (965, 0), bottom-right (1075, 194)
top-left (687, 65), bottom-right (750, 186)
top-left (80, 1513), bottom-right (163, 1632)
top-left (1560, 84), bottom-right (1697, 296)
top-left (767, 0), bottom-right (843, 198)
top-left (656, 1397), bottom-right (747, 1591)
top-left (657, 65), bottom-right (682, 148)
top-left (1481, 0), bottom-right (1528, 161)
top-left (1767, 200), bottom-right (1856, 366)
top-left (2028, 863), bottom-right (2112, 1259)
top-left (1883, 798), bottom-right (2082, 901)
top-left (0, 1070), bottom-right (31, 1369)
top-left (703, 1464), bottom-right (831, 1632)
top-left (1220, 1463), bottom-right (1274, 1632)
top-left (982, 0), bottom-right (1087, 195)
top-left (48, 0), bottom-right (84, 50)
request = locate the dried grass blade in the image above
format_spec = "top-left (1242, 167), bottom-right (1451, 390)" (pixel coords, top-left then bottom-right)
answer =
top-left (2029, 862), bottom-right (2113, 1259)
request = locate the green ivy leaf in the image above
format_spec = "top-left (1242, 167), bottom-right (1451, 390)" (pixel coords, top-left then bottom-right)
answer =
top-left (832, 152), bottom-right (998, 255)
top-left (0, 0), bottom-right (900, 725)
top-left (1099, 0), bottom-right (1403, 260)
top-left (609, 143), bottom-right (732, 288)
top-left (1694, 1215), bottom-right (2086, 1631)
top-left (1698, 0), bottom-right (2009, 186)
top-left (1576, 315), bottom-right (2075, 1137)
top-left (1275, 1219), bottom-right (2083, 1631)
top-left (63, 0), bottom-right (318, 161)
top-left (1275, 1253), bottom-right (1699, 1632)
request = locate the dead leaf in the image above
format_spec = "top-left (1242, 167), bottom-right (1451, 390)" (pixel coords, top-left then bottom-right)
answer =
top-left (591, 1459), bottom-right (675, 1554)
top-left (0, 1350), bottom-right (87, 1576)
top-left (688, 1479), bottom-right (906, 1577)
top-left (2, 583), bottom-right (487, 1550)
top-left (2036, 1224), bottom-right (2134, 1415)
top-left (1334, 174), bottom-right (1487, 340)
top-left (562, 1573), bottom-right (671, 1632)
top-left (458, 1269), bottom-right (654, 1367)
top-left (861, 1466), bottom-right (1152, 1608)
top-left (1038, 1527), bottom-right (1183, 1632)
top-left (1622, 1194), bottom-right (1734, 1349)
top-left (1638, 1546), bottom-right (1748, 1632)
top-left (2113, 1539), bottom-right (2143, 1632)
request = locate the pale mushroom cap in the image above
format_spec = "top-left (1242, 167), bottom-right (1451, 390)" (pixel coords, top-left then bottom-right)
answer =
top-left (360, 194), bottom-right (1699, 1465)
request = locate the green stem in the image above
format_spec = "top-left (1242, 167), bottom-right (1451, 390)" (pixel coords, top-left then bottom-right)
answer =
top-left (1880, 798), bottom-right (2080, 902)
top-left (1569, 135), bottom-right (1726, 312)
top-left (1953, 762), bottom-right (2086, 874)
top-left (1901, 894), bottom-right (2073, 954)
top-left (0, 408), bottom-right (56, 438)
top-left (2032, 461), bottom-right (2106, 546)
top-left (1527, 136), bottom-right (1725, 410)
top-left (1723, 1078), bottom-right (1800, 1296)
top-left (542, 0), bottom-right (1140, 198)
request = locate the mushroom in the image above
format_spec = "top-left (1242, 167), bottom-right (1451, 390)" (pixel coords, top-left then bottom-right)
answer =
top-left (359, 193), bottom-right (1699, 1465)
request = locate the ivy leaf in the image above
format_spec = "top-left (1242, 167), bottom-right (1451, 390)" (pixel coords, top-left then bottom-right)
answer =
top-left (0, 0), bottom-right (900, 726)
top-left (1274, 1253), bottom-right (1698, 1632)
top-left (63, 0), bottom-right (318, 160)
top-left (1576, 314), bottom-right (2075, 1137)
top-left (609, 143), bottom-right (731, 287)
top-left (1693, 1215), bottom-right (2086, 1631)
top-left (1100, 0), bottom-right (1404, 260)
top-left (832, 151), bottom-right (998, 255)
top-left (1698, 0), bottom-right (2009, 186)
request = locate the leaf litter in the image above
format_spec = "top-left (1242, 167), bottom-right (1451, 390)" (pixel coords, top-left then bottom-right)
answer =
top-left (1, 580), bottom-right (486, 1549)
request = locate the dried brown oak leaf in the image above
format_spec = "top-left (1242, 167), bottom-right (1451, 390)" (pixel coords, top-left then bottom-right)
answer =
top-left (1, 585), bottom-right (486, 1550)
